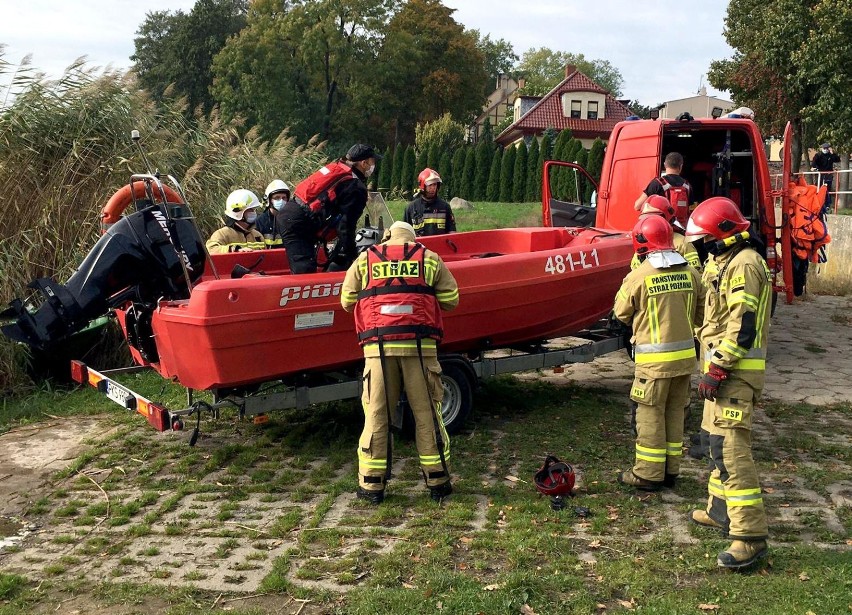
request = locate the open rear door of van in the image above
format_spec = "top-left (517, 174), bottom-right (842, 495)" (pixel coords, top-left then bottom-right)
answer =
top-left (779, 121), bottom-right (795, 304)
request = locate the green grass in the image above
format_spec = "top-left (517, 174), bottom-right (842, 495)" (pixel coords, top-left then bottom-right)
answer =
top-left (384, 199), bottom-right (542, 232)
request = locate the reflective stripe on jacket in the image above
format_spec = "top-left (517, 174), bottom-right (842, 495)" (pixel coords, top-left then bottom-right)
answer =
top-left (614, 258), bottom-right (704, 378)
top-left (697, 246), bottom-right (771, 390)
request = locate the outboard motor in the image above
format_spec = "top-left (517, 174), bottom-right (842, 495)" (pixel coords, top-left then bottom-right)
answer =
top-left (1, 204), bottom-right (205, 350)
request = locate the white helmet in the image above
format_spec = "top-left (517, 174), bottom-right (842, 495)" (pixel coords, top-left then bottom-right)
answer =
top-left (225, 189), bottom-right (261, 221)
top-left (264, 179), bottom-right (291, 202)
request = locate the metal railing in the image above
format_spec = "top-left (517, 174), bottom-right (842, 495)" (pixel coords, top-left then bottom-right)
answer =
top-left (770, 169), bottom-right (851, 214)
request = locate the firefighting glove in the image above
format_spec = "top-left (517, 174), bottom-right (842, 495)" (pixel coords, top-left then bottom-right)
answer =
top-left (698, 363), bottom-right (730, 401)
top-left (606, 311), bottom-right (628, 335)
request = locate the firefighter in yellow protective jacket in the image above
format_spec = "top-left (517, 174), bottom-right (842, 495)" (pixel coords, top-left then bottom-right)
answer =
top-left (341, 221), bottom-right (460, 504)
top-left (630, 195), bottom-right (701, 272)
top-left (685, 197), bottom-right (772, 570)
top-left (205, 189), bottom-right (266, 254)
top-left (613, 215), bottom-right (704, 491)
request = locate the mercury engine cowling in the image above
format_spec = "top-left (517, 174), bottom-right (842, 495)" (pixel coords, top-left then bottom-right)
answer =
top-left (2, 205), bottom-right (205, 350)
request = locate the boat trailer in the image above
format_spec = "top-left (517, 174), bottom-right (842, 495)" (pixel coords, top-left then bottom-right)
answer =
top-left (71, 327), bottom-right (626, 445)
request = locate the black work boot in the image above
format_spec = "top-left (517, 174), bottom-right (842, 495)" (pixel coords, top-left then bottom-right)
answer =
top-left (663, 473), bottom-right (678, 489)
top-left (356, 487), bottom-right (384, 505)
top-left (429, 481), bottom-right (453, 502)
top-left (617, 470), bottom-right (662, 492)
top-left (717, 540), bottom-right (768, 569)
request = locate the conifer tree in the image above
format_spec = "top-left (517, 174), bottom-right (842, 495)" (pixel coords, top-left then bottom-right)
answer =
top-left (401, 145), bottom-right (416, 197)
top-left (537, 133), bottom-right (551, 201)
top-left (564, 139), bottom-right (583, 202)
top-left (450, 148), bottom-right (466, 201)
top-left (460, 147), bottom-right (477, 199)
top-left (377, 145), bottom-right (392, 194)
top-left (499, 144), bottom-right (516, 202)
top-left (526, 137), bottom-right (540, 202)
top-left (427, 143), bottom-right (441, 173)
top-left (390, 145), bottom-right (404, 192)
top-left (438, 151), bottom-right (452, 201)
top-left (415, 148), bottom-right (428, 186)
top-left (512, 141), bottom-right (528, 202)
top-left (486, 147), bottom-right (503, 202)
top-left (575, 147), bottom-right (589, 203)
top-left (474, 140), bottom-right (493, 200)
top-left (587, 138), bottom-right (605, 186)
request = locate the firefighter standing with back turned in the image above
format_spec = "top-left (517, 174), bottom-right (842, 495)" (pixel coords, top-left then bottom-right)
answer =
top-left (685, 196), bottom-right (772, 570)
top-left (613, 215), bottom-right (704, 492)
top-left (341, 221), bottom-right (459, 504)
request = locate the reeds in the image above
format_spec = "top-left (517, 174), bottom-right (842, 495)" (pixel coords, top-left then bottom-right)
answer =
top-left (0, 51), bottom-right (328, 393)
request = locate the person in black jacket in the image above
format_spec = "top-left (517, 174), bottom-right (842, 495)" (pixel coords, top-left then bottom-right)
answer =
top-left (811, 143), bottom-right (841, 211)
top-left (277, 144), bottom-right (380, 274)
top-left (256, 179), bottom-right (290, 247)
top-left (404, 168), bottom-right (456, 236)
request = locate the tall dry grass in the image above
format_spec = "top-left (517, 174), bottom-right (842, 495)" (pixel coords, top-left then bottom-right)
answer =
top-left (0, 52), bottom-right (329, 393)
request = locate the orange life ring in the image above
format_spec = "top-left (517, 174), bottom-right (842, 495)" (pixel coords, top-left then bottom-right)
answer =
top-left (101, 182), bottom-right (184, 229)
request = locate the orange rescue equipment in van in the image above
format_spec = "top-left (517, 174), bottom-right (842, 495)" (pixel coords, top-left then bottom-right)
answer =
top-left (788, 176), bottom-right (830, 262)
top-left (101, 183), bottom-right (183, 233)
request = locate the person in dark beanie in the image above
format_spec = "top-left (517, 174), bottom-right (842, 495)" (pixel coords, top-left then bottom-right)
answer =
top-left (278, 144), bottom-right (381, 273)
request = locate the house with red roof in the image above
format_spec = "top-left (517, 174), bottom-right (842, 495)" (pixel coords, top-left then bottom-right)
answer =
top-left (495, 65), bottom-right (632, 148)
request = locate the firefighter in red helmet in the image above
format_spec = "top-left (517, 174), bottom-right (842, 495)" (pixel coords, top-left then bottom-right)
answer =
top-left (613, 215), bottom-right (704, 492)
top-left (404, 168), bottom-right (456, 237)
top-left (631, 195), bottom-right (701, 271)
top-left (684, 196), bottom-right (771, 569)
top-left (341, 221), bottom-right (460, 504)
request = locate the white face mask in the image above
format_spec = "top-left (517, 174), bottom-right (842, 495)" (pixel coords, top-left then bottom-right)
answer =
top-left (364, 163), bottom-right (375, 178)
top-left (272, 198), bottom-right (286, 211)
top-left (822, 148), bottom-right (829, 154)
top-left (244, 211), bottom-right (258, 224)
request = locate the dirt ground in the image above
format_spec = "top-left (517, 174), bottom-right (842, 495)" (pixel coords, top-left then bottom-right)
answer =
top-left (1, 294), bottom-right (850, 614)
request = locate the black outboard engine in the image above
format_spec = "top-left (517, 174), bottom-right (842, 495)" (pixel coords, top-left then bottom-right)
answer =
top-left (2, 200), bottom-right (205, 350)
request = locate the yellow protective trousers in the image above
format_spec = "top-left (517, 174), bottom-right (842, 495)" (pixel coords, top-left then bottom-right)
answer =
top-left (358, 355), bottom-right (450, 491)
top-left (629, 374), bottom-right (690, 482)
top-left (700, 381), bottom-right (768, 540)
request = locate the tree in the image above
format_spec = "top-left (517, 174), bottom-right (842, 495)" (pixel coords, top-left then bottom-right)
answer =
top-left (473, 140), bottom-right (493, 200)
top-left (372, 0), bottom-right (488, 145)
top-left (427, 144), bottom-right (441, 174)
top-left (526, 137), bottom-right (540, 202)
top-left (512, 142), bottom-right (528, 202)
top-left (390, 145), bottom-right (404, 191)
top-left (552, 130), bottom-right (572, 199)
top-left (707, 0), bottom-right (824, 169)
top-left (575, 148), bottom-right (590, 203)
top-left (626, 100), bottom-right (655, 119)
top-left (480, 117), bottom-right (494, 144)
top-left (414, 113), bottom-right (467, 156)
top-left (460, 147), bottom-right (477, 200)
top-left (468, 29), bottom-right (518, 98)
top-left (587, 137), bottom-right (605, 188)
top-left (541, 128), bottom-right (556, 159)
top-left (438, 151), bottom-right (453, 201)
top-left (450, 148), bottom-right (466, 200)
top-left (416, 147), bottom-right (428, 182)
top-left (401, 145), bottom-right (416, 196)
top-left (499, 145), bottom-right (516, 202)
top-left (378, 145), bottom-right (392, 193)
top-left (537, 133), bottom-right (550, 200)
top-left (133, 0), bottom-right (248, 114)
top-left (486, 147), bottom-right (502, 202)
top-left (517, 48), bottom-right (624, 97)
top-left (212, 0), bottom-right (391, 143)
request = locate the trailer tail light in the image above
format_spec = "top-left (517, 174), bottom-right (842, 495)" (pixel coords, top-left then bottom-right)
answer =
top-left (70, 360), bottom-right (89, 384)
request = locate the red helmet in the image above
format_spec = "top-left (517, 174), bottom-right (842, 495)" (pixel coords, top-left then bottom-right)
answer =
top-left (534, 455), bottom-right (575, 497)
top-left (632, 214), bottom-right (674, 256)
top-left (641, 195), bottom-right (677, 225)
top-left (685, 197), bottom-right (749, 241)
top-left (418, 168), bottom-right (442, 191)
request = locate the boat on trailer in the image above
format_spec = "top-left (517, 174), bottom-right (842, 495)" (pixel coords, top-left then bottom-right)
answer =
top-left (3, 163), bottom-right (631, 435)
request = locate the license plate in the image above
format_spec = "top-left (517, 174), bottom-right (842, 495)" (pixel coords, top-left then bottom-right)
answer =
top-left (105, 381), bottom-right (133, 407)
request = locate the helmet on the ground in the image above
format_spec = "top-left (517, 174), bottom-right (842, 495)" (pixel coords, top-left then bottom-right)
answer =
top-left (225, 189), bottom-right (261, 221)
top-left (685, 197), bottom-right (749, 241)
top-left (632, 214), bottom-right (674, 256)
top-left (641, 195), bottom-right (677, 225)
top-left (264, 179), bottom-right (291, 202)
top-left (534, 455), bottom-right (575, 497)
top-left (418, 168), bottom-right (442, 191)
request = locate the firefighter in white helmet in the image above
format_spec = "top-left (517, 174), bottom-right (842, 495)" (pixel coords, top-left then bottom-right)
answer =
top-left (685, 196), bottom-right (771, 570)
top-left (613, 215), bottom-right (704, 492)
top-left (341, 221), bottom-right (459, 504)
top-left (257, 179), bottom-right (290, 247)
top-left (206, 189), bottom-right (266, 254)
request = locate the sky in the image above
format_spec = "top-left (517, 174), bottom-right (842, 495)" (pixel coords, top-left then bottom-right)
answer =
top-left (1, 0), bottom-right (734, 105)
